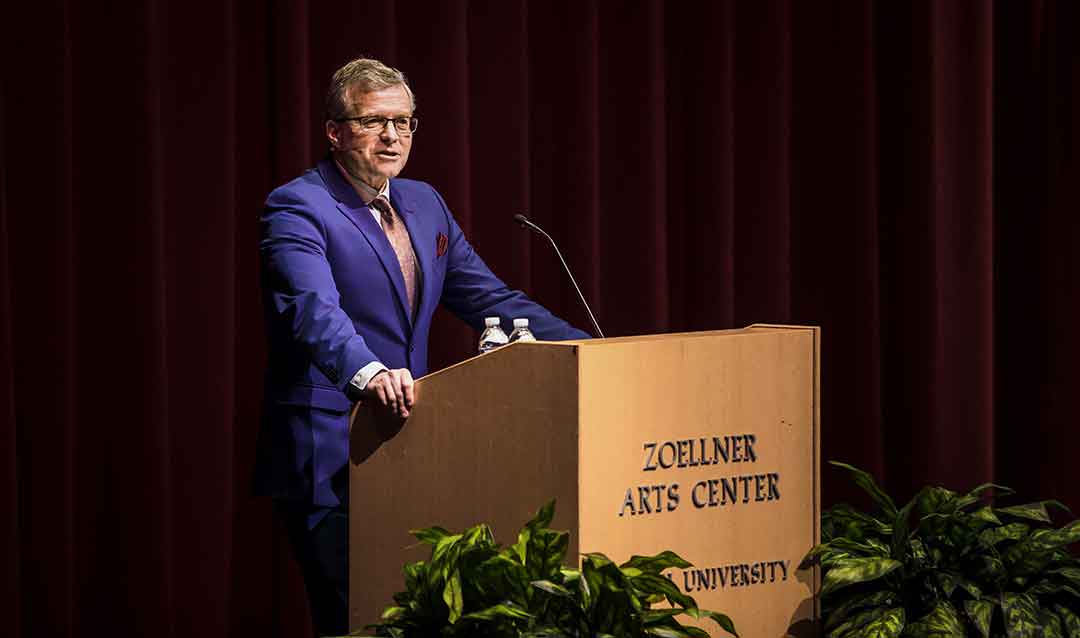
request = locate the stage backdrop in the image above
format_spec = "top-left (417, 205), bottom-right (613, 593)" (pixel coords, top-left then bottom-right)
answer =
top-left (1, 1), bottom-right (1077, 636)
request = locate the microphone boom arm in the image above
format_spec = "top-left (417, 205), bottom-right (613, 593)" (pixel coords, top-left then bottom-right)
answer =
top-left (514, 213), bottom-right (605, 339)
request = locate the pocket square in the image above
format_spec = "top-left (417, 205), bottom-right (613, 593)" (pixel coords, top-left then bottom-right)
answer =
top-left (436, 232), bottom-right (448, 257)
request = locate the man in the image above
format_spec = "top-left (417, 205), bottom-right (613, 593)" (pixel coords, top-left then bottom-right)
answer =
top-left (254, 57), bottom-right (589, 635)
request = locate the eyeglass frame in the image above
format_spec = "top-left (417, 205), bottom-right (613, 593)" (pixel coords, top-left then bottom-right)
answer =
top-left (333, 114), bottom-right (419, 135)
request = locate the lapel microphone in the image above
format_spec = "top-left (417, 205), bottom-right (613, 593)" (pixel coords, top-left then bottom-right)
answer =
top-left (513, 213), bottom-right (605, 339)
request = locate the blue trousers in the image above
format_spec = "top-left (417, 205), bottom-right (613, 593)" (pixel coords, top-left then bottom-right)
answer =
top-left (276, 501), bottom-right (348, 636)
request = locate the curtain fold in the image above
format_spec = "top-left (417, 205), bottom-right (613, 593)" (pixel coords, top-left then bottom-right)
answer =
top-left (2, 1), bottom-right (1078, 636)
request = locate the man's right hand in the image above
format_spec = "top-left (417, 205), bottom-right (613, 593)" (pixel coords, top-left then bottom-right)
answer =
top-left (363, 368), bottom-right (415, 419)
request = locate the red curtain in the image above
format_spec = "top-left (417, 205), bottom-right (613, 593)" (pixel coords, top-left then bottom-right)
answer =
top-left (1, 1), bottom-right (1077, 636)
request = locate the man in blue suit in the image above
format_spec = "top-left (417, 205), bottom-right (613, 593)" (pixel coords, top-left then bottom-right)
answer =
top-left (255, 57), bottom-right (589, 635)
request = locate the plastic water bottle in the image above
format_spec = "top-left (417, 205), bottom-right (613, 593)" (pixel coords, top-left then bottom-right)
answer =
top-left (508, 318), bottom-right (537, 343)
top-left (478, 317), bottom-right (509, 353)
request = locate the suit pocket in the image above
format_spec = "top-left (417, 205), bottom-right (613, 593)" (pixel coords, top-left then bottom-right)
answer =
top-left (274, 383), bottom-right (352, 414)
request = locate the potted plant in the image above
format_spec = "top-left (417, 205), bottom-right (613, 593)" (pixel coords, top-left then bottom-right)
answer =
top-left (365, 501), bottom-right (738, 638)
top-left (802, 462), bottom-right (1080, 637)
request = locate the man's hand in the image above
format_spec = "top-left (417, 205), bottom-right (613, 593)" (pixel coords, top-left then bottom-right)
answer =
top-left (364, 368), bottom-right (415, 418)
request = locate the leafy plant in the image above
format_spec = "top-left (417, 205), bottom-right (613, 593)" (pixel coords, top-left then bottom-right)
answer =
top-left (365, 500), bottom-right (738, 638)
top-left (802, 461), bottom-right (1080, 638)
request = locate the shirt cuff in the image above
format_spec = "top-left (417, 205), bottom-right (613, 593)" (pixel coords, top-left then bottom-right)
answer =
top-left (349, 360), bottom-right (388, 394)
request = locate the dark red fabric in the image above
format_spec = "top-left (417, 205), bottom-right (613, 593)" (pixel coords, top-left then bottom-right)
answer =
top-left (2, 1), bottom-right (1078, 636)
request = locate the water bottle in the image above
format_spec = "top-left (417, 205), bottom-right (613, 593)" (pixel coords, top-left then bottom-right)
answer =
top-left (508, 318), bottom-right (537, 343)
top-left (478, 317), bottom-right (509, 353)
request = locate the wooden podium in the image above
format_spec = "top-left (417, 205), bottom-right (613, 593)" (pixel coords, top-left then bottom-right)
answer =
top-left (349, 325), bottom-right (820, 637)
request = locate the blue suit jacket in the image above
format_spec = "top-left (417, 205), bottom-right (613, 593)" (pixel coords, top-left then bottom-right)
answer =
top-left (254, 158), bottom-right (589, 510)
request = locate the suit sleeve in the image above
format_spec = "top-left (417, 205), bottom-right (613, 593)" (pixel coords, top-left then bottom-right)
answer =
top-left (260, 190), bottom-right (381, 391)
top-left (432, 187), bottom-right (592, 340)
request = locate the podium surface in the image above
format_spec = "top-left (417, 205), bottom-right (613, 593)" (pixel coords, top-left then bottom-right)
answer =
top-left (350, 325), bottom-right (820, 637)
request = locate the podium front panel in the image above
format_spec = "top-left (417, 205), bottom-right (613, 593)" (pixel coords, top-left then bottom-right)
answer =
top-left (576, 327), bottom-right (819, 638)
top-left (348, 344), bottom-right (581, 630)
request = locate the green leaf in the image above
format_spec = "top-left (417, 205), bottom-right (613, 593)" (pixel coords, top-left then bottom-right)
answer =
top-left (1005, 526), bottom-right (1076, 577)
top-left (1041, 610), bottom-right (1066, 638)
top-left (533, 500), bottom-right (557, 528)
top-left (1053, 604), bottom-right (1080, 638)
top-left (829, 462), bottom-right (898, 518)
top-left (827, 606), bottom-right (886, 638)
top-left (905, 600), bottom-right (965, 637)
top-left (919, 486), bottom-right (959, 517)
top-left (531, 579), bottom-right (572, 597)
top-left (859, 607), bottom-right (904, 638)
top-left (825, 590), bottom-right (897, 630)
top-left (957, 577), bottom-right (982, 600)
top-left (996, 502), bottom-right (1052, 523)
top-left (644, 628), bottom-right (692, 638)
top-left (830, 536), bottom-right (891, 558)
top-left (526, 528), bottom-right (570, 580)
top-left (1052, 567), bottom-right (1080, 585)
top-left (931, 571), bottom-right (980, 601)
top-left (685, 607), bottom-right (739, 637)
top-left (964, 599), bottom-right (993, 638)
top-left (1001, 592), bottom-right (1041, 638)
top-left (402, 560), bottom-right (426, 593)
top-left (430, 533), bottom-right (464, 585)
top-left (520, 629), bottom-right (573, 638)
top-left (379, 605), bottom-right (407, 620)
top-left (802, 541), bottom-right (866, 569)
top-left (461, 522), bottom-right (495, 549)
top-left (410, 525), bottom-right (452, 546)
top-left (965, 482), bottom-right (1015, 499)
top-left (641, 609), bottom-right (684, 623)
top-left (1025, 520), bottom-right (1080, 552)
top-left (953, 494), bottom-right (981, 512)
top-left (631, 572), bottom-right (698, 610)
top-left (566, 567), bottom-right (591, 609)
top-left (909, 538), bottom-right (929, 566)
top-left (822, 503), bottom-right (893, 544)
top-left (973, 554), bottom-right (1007, 582)
top-left (1047, 499), bottom-right (1075, 516)
top-left (979, 522), bottom-right (1029, 547)
top-left (969, 506), bottom-right (1002, 527)
top-left (821, 557), bottom-right (903, 596)
top-left (461, 601), bottom-right (533, 621)
top-left (936, 571), bottom-right (959, 597)
top-left (582, 557), bottom-right (607, 612)
top-left (583, 552), bottom-right (615, 570)
top-left (622, 550), bottom-right (694, 573)
top-left (443, 570), bottom-right (463, 623)
top-left (511, 528), bottom-right (530, 564)
top-left (511, 501), bottom-right (557, 566)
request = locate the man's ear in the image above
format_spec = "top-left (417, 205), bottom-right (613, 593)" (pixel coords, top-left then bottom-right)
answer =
top-left (325, 120), bottom-right (341, 150)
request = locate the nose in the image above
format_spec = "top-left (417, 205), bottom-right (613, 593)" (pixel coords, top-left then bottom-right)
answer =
top-left (379, 121), bottom-right (400, 143)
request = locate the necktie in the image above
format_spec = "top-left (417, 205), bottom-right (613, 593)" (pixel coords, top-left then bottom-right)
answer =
top-left (369, 195), bottom-right (418, 318)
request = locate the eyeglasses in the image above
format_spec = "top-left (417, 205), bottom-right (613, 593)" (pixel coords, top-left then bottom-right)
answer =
top-left (334, 115), bottom-right (419, 135)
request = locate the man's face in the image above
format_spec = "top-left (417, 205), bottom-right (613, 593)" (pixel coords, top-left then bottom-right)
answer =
top-left (327, 84), bottom-right (414, 189)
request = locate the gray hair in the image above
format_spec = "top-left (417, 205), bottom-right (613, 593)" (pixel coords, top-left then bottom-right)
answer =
top-left (324, 57), bottom-right (417, 120)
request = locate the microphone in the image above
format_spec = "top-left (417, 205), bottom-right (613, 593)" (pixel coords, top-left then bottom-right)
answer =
top-left (513, 213), bottom-right (605, 338)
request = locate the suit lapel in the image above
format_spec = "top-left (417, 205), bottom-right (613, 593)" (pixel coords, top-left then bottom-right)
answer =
top-left (318, 159), bottom-right (413, 331)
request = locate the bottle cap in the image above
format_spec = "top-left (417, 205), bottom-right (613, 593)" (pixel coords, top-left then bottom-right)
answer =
top-left (513, 318), bottom-right (529, 327)
top-left (484, 317), bottom-right (501, 327)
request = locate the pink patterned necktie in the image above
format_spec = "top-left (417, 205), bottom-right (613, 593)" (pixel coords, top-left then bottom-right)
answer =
top-left (369, 195), bottom-right (417, 317)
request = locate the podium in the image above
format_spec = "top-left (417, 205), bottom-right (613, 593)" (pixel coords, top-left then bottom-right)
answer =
top-left (349, 325), bottom-right (820, 637)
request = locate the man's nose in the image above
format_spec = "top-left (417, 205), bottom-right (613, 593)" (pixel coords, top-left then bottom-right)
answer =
top-left (379, 122), bottom-right (400, 142)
